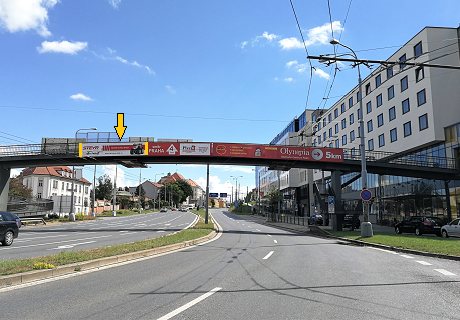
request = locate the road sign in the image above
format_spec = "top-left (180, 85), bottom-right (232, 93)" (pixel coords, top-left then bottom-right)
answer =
top-left (220, 193), bottom-right (227, 197)
top-left (295, 204), bottom-right (298, 211)
top-left (284, 195), bottom-right (292, 200)
top-left (360, 189), bottom-right (372, 201)
top-left (209, 193), bottom-right (218, 197)
top-left (328, 196), bottom-right (335, 214)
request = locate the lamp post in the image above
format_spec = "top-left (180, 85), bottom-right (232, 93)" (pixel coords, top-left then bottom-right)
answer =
top-left (154, 173), bottom-right (164, 212)
top-left (319, 135), bottom-right (338, 226)
top-left (329, 38), bottom-right (373, 237)
top-left (230, 176), bottom-right (242, 203)
top-left (70, 128), bottom-right (97, 221)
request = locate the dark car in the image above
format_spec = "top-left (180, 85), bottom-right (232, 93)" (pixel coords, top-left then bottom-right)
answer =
top-left (308, 214), bottom-right (323, 225)
top-left (0, 211), bottom-right (20, 246)
top-left (395, 216), bottom-right (445, 236)
top-left (12, 214), bottom-right (21, 228)
top-left (342, 214), bottom-right (360, 230)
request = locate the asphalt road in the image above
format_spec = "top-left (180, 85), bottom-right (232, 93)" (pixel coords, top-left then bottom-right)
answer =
top-left (1, 211), bottom-right (196, 261)
top-left (1, 209), bottom-right (459, 320)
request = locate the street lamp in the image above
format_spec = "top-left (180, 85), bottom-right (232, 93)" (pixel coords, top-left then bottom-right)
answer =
top-left (70, 128), bottom-right (97, 221)
top-left (329, 38), bottom-right (373, 237)
top-left (154, 172), bottom-right (164, 212)
top-left (230, 176), bottom-right (242, 203)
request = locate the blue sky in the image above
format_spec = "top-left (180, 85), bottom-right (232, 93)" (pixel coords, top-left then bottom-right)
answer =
top-left (1, 0), bottom-right (459, 196)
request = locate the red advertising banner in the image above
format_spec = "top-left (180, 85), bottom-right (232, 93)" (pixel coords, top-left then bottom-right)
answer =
top-left (212, 143), bottom-right (343, 162)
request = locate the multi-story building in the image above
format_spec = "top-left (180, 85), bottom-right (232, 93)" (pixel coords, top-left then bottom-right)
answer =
top-left (258, 26), bottom-right (460, 225)
top-left (22, 166), bottom-right (92, 215)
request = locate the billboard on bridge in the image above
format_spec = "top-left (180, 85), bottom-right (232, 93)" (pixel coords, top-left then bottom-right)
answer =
top-left (212, 143), bottom-right (343, 162)
top-left (80, 141), bottom-right (343, 163)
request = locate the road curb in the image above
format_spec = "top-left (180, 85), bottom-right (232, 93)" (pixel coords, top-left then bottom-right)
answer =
top-left (0, 214), bottom-right (220, 289)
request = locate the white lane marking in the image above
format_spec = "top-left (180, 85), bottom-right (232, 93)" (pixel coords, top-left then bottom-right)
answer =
top-left (157, 287), bottom-right (222, 320)
top-left (256, 229), bottom-right (261, 231)
top-left (416, 261), bottom-right (432, 266)
top-left (51, 241), bottom-right (97, 250)
top-left (263, 251), bottom-right (274, 260)
top-left (0, 235), bottom-right (113, 250)
top-left (274, 240), bottom-right (278, 244)
top-left (400, 255), bottom-right (413, 259)
top-left (368, 247), bottom-right (399, 254)
top-left (435, 269), bottom-right (456, 276)
top-left (267, 234), bottom-right (272, 237)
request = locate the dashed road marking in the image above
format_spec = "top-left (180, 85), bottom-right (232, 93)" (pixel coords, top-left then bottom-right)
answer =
top-left (435, 269), bottom-right (456, 276)
top-left (400, 255), bottom-right (413, 259)
top-left (274, 240), bottom-right (278, 243)
top-left (416, 261), bottom-right (432, 266)
top-left (263, 251), bottom-right (274, 260)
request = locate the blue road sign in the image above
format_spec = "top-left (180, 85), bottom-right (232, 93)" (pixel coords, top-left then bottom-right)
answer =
top-left (328, 196), bottom-right (334, 205)
top-left (220, 193), bottom-right (228, 197)
top-left (209, 193), bottom-right (218, 197)
top-left (361, 189), bottom-right (372, 201)
top-left (284, 195), bottom-right (292, 200)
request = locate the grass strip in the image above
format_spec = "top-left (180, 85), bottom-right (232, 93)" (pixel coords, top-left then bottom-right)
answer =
top-left (330, 231), bottom-right (460, 256)
top-left (0, 210), bottom-right (214, 277)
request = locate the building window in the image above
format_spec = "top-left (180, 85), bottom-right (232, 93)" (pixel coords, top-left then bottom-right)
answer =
top-left (358, 108), bottom-right (362, 120)
top-left (323, 132), bottom-right (327, 141)
top-left (378, 134), bottom-right (385, 147)
top-left (402, 98), bottom-right (410, 114)
top-left (367, 120), bottom-right (373, 132)
top-left (387, 66), bottom-right (393, 79)
top-left (377, 94), bottom-right (383, 107)
top-left (350, 130), bottom-right (355, 142)
top-left (85, 187), bottom-right (89, 194)
top-left (404, 121), bottom-right (412, 137)
top-left (377, 113), bottom-right (384, 127)
top-left (375, 74), bottom-right (381, 88)
top-left (37, 193), bottom-right (42, 199)
top-left (328, 114), bottom-right (332, 123)
top-left (341, 103), bottom-right (345, 114)
top-left (323, 118), bottom-right (326, 127)
top-left (318, 136), bottom-right (322, 144)
top-left (79, 185), bottom-right (81, 193)
top-left (368, 139), bottom-right (374, 151)
top-left (313, 139), bottom-right (317, 147)
top-left (329, 143), bottom-right (333, 148)
top-left (349, 113), bottom-right (354, 125)
top-left (334, 108), bottom-right (338, 118)
top-left (417, 89), bottom-right (426, 106)
top-left (313, 126), bottom-right (317, 133)
top-left (312, 115), bottom-right (316, 122)
top-left (365, 83), bottom-right (371, 95)
top-left (401, 76), bottom-right (408, 91)
top-left (349, 97), bottom-right (353, 108)
top-left (357, 91), bottom-right (361, 102)
top-left (419, 114), bottom-right (428, 131)
top-left (341, 118), bottom-right (346, 129)
top-left (334, 124), bottom-right (339, 134)
top-left (38, 179), bottom-right (43, 187)
top-left (388, 86), bottom-right (394, 100)
top-left (366, 101), bottom-right (372, 114)
top-left (414, 41), bottom-right (422, 57)
top-left (335, 140), bottom-right (339, 148)
top-left (400, 54), bottom-right (406, 69)
top-left (62, 182), bottom-right (64, 190)
top-left (416, 67), bottom-right (424, 82)
top-left (342, 135), bottom-right (347, 146)
top-left (329, 128), bottom-right (332, 137)
top-left (390, 128), bottom-right (397, 142)
top-left (318, 122), bottom-right (321, 130)
top-left (389, 106), bottom-right (396, 121)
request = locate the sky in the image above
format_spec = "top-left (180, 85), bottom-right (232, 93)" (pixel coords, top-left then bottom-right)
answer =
top-left (1, 0), bottom-right (459, 197)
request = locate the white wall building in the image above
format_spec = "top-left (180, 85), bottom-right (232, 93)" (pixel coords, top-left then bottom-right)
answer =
top-left (22, 166), bottom-right (92, 215)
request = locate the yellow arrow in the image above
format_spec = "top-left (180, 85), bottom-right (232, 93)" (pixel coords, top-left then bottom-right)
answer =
top-left (114, 113), bottom-right (127, 140)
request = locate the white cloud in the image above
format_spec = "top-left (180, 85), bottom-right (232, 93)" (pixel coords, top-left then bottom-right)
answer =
top-left (37, 40), bottom-right (87, 54)
top-left (196, 176), bottom-right (236, 196)
top-left (108, 0), bottom-right (121, 9)
top-left (274, 77), bottom-right (279, 81)
top-left (314, 69), bottom-right (330, 80)
top-left (97, 48), bottom-right (155, 75)
top-left (101, 165), bottom-right (131, 188)
top-left (284, 77), bottom-right (293, 82)
top-left (257, 31), bottom-right (278, 42)
top-left (286, 60), bottom-right (298, 68)
top-left (0, 0), bottom-right (58, 36)
top-left (279, 37), bottom-right (303, 50)
top-left (211, 165), bottom-right (254, 173)
top-left (166, 85), bottom-right (176, 94)
top-left (9, 168), bottom-right (21, 178)
top-left (241, 31), bottom-right (279, 49)
top-left (240, 41), bottom-right (248, 49)
top-left (279, 21), bottom-right (343, 50)
top-left (70, 93), bottom-right (93, 101)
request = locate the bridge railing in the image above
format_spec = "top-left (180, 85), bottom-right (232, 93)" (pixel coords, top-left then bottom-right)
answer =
top-left (342, 148), bottom-right (456, 170)
top-left (0, 143), bottom-right (79, 157)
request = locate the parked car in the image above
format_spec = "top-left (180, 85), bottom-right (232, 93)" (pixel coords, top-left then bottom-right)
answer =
top-left (394, 216), bottom-right (445, 236)
top-left (180, 207), bottom-right (188, 212)
top-left (0, 211), bottom-right (20, 246)
top-left (171, 207), bottom-right (178, 211)
top-left (160, 207), bottom-right (168, 212)
top-left (307, 214), bottom-right (323, 225)
top-left (342, 214), bottom-right (360, 230)
top-left (441, 218), bottom-right (460, 238)
top-left (12, 214), bottom-right (21, 228)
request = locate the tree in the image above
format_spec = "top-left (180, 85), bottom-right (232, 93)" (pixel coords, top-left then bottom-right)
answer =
top-left (245, 191), bottom-right (253, 204)
top-left (211, 198), bottom-right (216, 208)
top-left (159, 182), bottom-right (184, 207)
top-left (95, 174), bottom-right (113, 200)
top-left (176, 180), bottom-right (193, 203)
top-left (124, 186), bottom-right (129, 192)
top-left (266, 187), bottom-right (283, 221)
top-left (8, 174), bottom-right (32, 198)
top-left (119, 197), bottom-right (130, 210)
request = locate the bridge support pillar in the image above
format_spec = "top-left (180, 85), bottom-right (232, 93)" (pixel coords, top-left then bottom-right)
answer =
top-left (331, 170), bottom-right (343, 231)
top-left (0, 167), bottom-right (11, 212)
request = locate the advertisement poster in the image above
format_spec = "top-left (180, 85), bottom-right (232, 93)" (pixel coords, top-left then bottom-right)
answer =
top-left (79, 142), bottom-right (145, 157)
